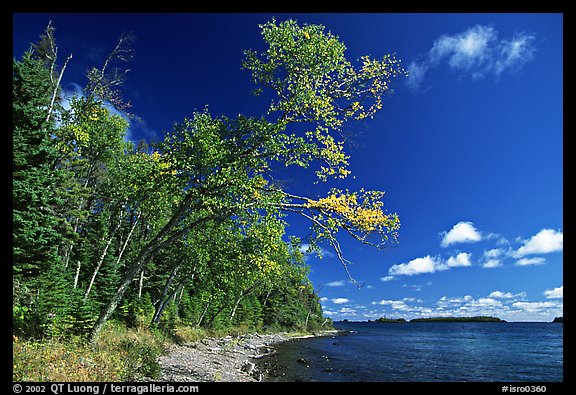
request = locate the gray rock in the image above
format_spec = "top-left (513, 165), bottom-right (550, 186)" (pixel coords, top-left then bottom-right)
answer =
top-left (241, 360), bottom-right (256, 374)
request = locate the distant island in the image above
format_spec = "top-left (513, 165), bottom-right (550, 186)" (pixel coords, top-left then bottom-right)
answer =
top-left (409, 316), bottom-right (506, 323)
top-left (552, 317), bottom-right (563, 323)
top-left (342, 316), bottom-right (507, 324)
top-left (372, 317), bottom-right (407, 323)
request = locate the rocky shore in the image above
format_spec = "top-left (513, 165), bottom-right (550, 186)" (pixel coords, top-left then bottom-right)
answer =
top-left (156, 331), bottom-right (338, 382)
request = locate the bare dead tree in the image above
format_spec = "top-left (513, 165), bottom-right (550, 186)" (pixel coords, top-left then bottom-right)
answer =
top-left (84, 31), bottom-right (136, 116)
top-left (32, 21), bottom-right (73, 124)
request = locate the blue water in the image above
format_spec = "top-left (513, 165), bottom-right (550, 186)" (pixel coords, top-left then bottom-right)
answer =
top-left (261, 322), bottom-right (563, 382)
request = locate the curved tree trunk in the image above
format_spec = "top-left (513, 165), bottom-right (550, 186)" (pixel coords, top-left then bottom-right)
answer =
top-left (89, 202), bottom-right (211, 344)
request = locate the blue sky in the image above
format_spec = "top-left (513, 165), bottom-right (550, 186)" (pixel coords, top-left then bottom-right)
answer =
top-left (13, 13), bottom-right (563, 322)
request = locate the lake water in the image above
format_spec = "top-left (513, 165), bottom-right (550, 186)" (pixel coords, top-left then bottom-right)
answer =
top-left (259, 321), bottom-right (563, 382)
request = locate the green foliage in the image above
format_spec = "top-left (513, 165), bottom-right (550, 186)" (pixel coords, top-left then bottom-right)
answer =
top-left (14, 18), bottom-right (403, 367)
top-left (243, 18), bottom-right (406, 129)
top-left (13, 53), bottom-right (65, 278)
top-left (13, 321), bottom-right (165, 381)
top-left (243, 18), bottom-right (407, 182)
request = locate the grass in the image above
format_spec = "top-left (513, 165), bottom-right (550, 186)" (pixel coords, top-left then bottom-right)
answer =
top-left (13, 321), bottom-right (325, 382)
top-left (13, 321), bottom-right (168, 382)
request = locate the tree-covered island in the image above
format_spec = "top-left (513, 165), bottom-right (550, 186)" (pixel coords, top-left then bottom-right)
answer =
top-left (343, 316), bottom-right (507, 324)
top-left (410, 316), bottom-right (505, 322)
top-left (372, 317), bottom-right (407, 323)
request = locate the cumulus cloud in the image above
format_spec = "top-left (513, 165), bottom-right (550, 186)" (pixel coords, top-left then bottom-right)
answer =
top-left (389, 255), bottom-right (440, 277)
top-left (543, 286), bottom-right (563, 299)
top-left (489, 290), bottom-right (526, 299)
top-left (331, 298), bottom-right (350, 304)
top-left (515, 257), bottom-right (546, 266)
top-left (407, 25), bottom-right (535, 91)
top-left (482, 259), bottom-right (502, 268)
top-left (386, 252), bottom-right (472, 280)
top-left (484, 248), bottom-right (503, 258)
top-left (443, 252), bottom-right (472, 268)
top-left (514, 229), bottom-right (563, 257)
top-left (471, 297), bottom-right (503, 308)
top-left (438, 295), bottom-right (474, 305)
top-left (373, 299), bottom-right (409, 311)
top-left (481, 248), bottom-right (503, 268)
top-left (359, 291), bottom-right (561, 322)
top-left (441, 221), bottom-right (482, 247)
top-left (512, 301), bottom-right (559, 312)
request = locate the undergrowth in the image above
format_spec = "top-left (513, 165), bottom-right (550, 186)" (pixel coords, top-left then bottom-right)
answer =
top-left (13, 321), bottom-right (167, 382)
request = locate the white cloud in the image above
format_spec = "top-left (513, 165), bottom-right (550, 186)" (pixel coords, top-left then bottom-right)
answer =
top-left (386, 252), bottom-right (472, 280)
top-left (514, 229), bottom-right (563, 257)
top-left (324, 280), bottom-right (347, 287)
top-left (389, 255), bottom-right (439, 276)
top-left (299, 243), bottom-right (335, 259)
top-left (348, 289), bottom-right (561, 322)
top-left (430, 25), bottom-right (496, 75)
top-left (484, 248), bottom-right (503, 258)
top-left (481, 248), bottom-right (504, 268)
top-left (391, 301), bottom-right (409, 311)
top-left (515, 257), bottom-right (546, 266)
top-left (332, 298), bottom-right (350, 304)
top-left (543, 286), bottom-right (563, 299)
top-left (495, 33), bottom-right (536, 75)
top-left (512, 301), bottom-right (559, 312)
top-left (482, 259), bottom-right (502, 268)
top-left (489, 291), bottom-right (526, 299)
top-left (407, 25), bottom-right (536, 91)
top-left (438, 295), bottom-right (473, 305)
top-left (489, 291), bottom-right (514, 299)
top-left (441, 221), bottom-right (482, 247)
top-left (472, 297), bottom-right (503, 307)
top-left (403, 297), bottom-right (422, 303)
top-left (373, 299), bottom-right (410, 311)
top-left (406, 60), bottom-right (429, 91)
top-left (444, 252), bottom-right (472, 268)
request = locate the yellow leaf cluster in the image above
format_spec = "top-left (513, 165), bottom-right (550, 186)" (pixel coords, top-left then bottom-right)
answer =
top-left (151, 152), bottom-right (177, 176)
top-left (307, 192), bottom-right (389, 232)
top-left (71, 125), bottom-right (90, 146)
top-left (251, 255), bottom-right (282, 277)
top-left (88, 106), bottom-right (105, 122)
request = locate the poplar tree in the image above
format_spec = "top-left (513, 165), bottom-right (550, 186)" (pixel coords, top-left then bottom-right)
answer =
top-left (90, 18), bottom-right (405, 341)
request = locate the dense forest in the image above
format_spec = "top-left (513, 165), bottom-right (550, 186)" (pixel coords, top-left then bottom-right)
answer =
top-left (13, 18), bottom-right (405, 350)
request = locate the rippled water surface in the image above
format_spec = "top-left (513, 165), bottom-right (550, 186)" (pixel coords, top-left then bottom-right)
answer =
top-left (261, 322), bottom-right (563, 382)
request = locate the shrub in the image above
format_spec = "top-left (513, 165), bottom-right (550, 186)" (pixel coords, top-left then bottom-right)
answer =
top-left (172, 325), bottom-right (208, 343)
top-left (13, 321), bottom-right (168, 382)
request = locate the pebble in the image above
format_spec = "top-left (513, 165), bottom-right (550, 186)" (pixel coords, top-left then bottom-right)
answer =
top-left (156, 330), bottom-right (339, 382)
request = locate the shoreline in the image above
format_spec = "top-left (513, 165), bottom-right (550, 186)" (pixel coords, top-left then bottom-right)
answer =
top-left (155, 330), bottom-right (340, 382)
